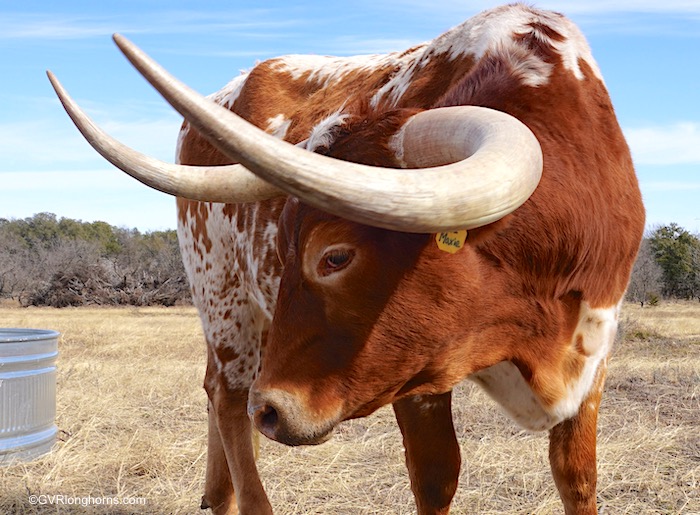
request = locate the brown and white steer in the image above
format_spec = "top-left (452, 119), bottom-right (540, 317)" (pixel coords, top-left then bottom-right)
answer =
top-left (49, 4), bottom-right (645, 514)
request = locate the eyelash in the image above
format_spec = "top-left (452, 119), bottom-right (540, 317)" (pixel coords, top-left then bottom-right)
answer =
top-left (320, 248), bottom-right (354, 275)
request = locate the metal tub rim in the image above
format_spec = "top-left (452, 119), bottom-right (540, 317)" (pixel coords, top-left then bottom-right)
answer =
top-left (0, 328), bottom-right (61, 343)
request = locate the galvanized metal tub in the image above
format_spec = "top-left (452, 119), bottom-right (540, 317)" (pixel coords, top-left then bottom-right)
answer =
top-left (0, 328), bottom-right (59, 464)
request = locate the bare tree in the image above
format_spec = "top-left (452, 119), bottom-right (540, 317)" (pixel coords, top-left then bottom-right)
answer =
top-left (0, 227), bottom-right (26, 299)
top-left (2, 214), bottom-right (190, 307)
top-left (626, 238), bottom-right (663, 306)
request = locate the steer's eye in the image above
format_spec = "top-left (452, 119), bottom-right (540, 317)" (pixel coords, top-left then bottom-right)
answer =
top-left (320, 248), bottom-right (354, 276)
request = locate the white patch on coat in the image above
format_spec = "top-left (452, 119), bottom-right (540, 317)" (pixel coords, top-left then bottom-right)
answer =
top-left (550, 17), bottom-right (603, 82)
top-left (372, 4), bottom-right (602, 107)
top-left (271, 51), bottom-right (418, 87)
top-left (548, 301), bottom-right (619, 422)
top-left (369, 49), bottom-right (427, 109)
top-left (387, 113), bottom-right (412, 168)
top-left (305, 108), bottom-right (351, 153)
top-left (433, 4), bottom-right (601, 81)
top-left (469, 300), bottom-right (620, 432)
top-left (493, 44), bottom-right (553, 88)
top-left (266, 114), bottom-right (292, 139)
top-left (177, 201), bottom-right (280, 389)
top-left (210, 72), bottom-right (249, 109)
top-left (470, 361), bottom-right (557, 431)
top-left (174, 65), bottom-right (286, 391)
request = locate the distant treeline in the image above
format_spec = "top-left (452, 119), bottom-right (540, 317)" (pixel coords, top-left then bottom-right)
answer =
top-left (0, 213), bottom-right (190, 307)
top-left (628, 223), bottom-right (700, 306)
top-left (1, 213), bottom-right (699, 308)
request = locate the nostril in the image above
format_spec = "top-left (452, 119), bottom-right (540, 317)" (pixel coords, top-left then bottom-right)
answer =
top-left (254, 404), bottom-right (279, 436)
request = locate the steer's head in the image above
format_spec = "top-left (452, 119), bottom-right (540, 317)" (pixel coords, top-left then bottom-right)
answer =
top-left (48, 35), bottom-right (543, 446)
top-left (251, 202), bottom-right (431, 444)
top-left (250, 115), bottom-right (438, 444)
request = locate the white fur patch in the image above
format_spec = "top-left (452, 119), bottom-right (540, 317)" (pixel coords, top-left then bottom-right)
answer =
top-left (177, 202), bottom-right (279, 389)
top-left (469, 300), bottom-right (620, 431)
top-left (369, 47), bottom-right (427, 109)
top-left (266, 114), bottom-right (292, 139)
top-left (470, 361), bottom-right (557, 431)
top-left (495, 44), bottom-right (553, 88)
top-left (371, 4), bottom-right (602, 107)
top-left (436, 4), bottom-right (601, 82)
top-left (551, 18), bottom-right (603, 82)
top-left (272, 51), bottom-right (419, 87)
top-left (387, 113), bottom-right (410, 168)
top-left (305, 108), bottom-right (351, 153)
top-left (548, 301), bottom-right (619, 421)
top-left (210, 72), bottom-right (249, 109)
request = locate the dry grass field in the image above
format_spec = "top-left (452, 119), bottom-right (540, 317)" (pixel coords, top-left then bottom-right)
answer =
top-left (1, 301), bottom-right (698, 514)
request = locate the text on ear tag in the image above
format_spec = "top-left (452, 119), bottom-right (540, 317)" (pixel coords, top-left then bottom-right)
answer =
top-left (435, 230), bottom-right (467, 253)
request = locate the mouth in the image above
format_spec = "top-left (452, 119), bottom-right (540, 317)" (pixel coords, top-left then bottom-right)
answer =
top-left (288, 427), bottom-right (335, 446)
top-left (248, 387), bottom-right (341, 446)
top-left (261, 419), bottom-right (337, 447)
top-left (249, 381), bottom-right (406, 446)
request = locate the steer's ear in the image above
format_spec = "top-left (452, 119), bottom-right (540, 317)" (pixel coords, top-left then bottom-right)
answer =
top-left (276, 198), bottom-right (301, 265)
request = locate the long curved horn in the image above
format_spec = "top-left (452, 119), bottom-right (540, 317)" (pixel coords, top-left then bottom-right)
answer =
top-left (47, 72), bottom-right (282, 203)
top-left (112, 34), bottom-right (542, 232)
top-left (52, 34), bottom-right (543, 233)
top-left (390, 106), bottom-right (542, 229)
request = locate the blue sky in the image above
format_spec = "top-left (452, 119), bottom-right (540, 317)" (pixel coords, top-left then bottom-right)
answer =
top-left (2, 1), bottom-right (699, 233)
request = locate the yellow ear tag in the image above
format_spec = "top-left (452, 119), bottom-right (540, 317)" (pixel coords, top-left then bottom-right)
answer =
top-left (435, 230), bottom-right (468, 254)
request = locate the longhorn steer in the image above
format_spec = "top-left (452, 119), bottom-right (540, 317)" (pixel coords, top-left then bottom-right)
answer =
top-left (49, 4), bottom-right (645, 514)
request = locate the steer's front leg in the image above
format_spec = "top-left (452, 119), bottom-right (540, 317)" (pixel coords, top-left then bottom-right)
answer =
top-left (393, 391), bottom-right (461, 515)
top-left (203, 376), bottom-right (272, 515)
top-left (548, 365), bottom-right (607, 515)
top-left (201, 398), bottom-right (236, 514)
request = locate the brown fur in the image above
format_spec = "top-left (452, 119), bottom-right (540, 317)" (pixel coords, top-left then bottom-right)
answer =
top-left (174, 5), bottom-right (644, 514)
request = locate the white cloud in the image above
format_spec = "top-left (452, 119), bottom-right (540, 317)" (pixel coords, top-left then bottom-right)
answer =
top-left (2, 169), bottom-right (134, 191)
top-left (625, 122), bottom-right (700, 166)
top-left (372, 1), bottom-right (700, 36)
top-left (1, 169), bottom-right (177, 231)
top-left (324, 37), bottom-right (418, 56)
top-left (0, 108), bottom-right (181, 170)
top-left (0, 120), bottom-right (91, 167)
top-left (541, 0), bottom-right (700, 15)
top-left (0, 15), bottom-right (111, 39)
top-left (0, 11), bottom-right (302, 41)
top-left (0, 97), bottom-right (184, 231)
top-left (641, 181), bottom-right (700, 192)
top-left (388, 0), bottom-right (700, 15)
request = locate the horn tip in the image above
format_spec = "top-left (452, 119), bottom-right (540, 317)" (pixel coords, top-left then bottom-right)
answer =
top-left (113, 33), bottom-right (127, 47)
top-left (46, 70), bottom-right (60, 90)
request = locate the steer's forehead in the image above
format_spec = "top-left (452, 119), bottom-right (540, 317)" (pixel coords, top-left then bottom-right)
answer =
top-left (277, 199), bottom-right (339, 254)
